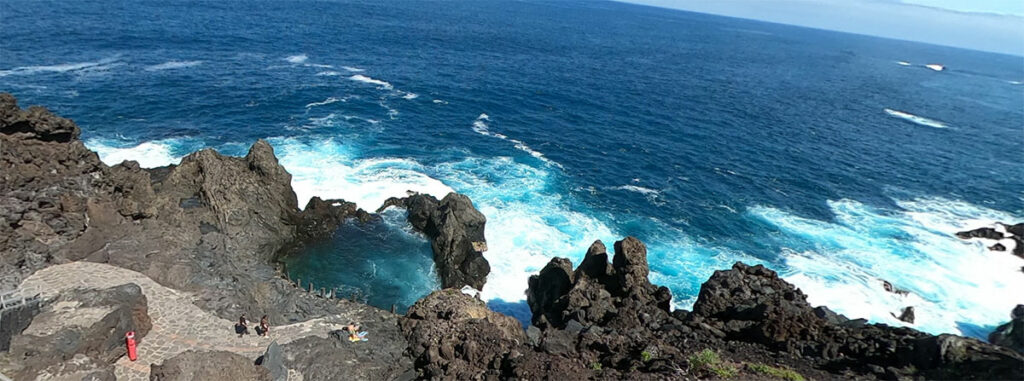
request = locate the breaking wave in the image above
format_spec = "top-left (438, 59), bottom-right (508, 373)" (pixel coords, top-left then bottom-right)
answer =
top-left (751, 197), bottom-right (1024, 338)
top-left (349, 74), bottom-right (393, 89)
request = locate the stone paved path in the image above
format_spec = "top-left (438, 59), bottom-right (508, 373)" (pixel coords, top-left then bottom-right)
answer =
top-left (20, 262), bottom-right (355, 381)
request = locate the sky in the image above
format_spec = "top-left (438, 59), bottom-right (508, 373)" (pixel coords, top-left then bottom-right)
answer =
top-left (620, 0), bottom-right (1024, 56)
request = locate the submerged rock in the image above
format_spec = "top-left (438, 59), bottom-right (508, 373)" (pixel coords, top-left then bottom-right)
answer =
top-left (377, 193), bottom-right (490, 290)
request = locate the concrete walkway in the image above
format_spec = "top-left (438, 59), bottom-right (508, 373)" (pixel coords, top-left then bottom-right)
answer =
top-left (20, 262), bottom-right (355, 381)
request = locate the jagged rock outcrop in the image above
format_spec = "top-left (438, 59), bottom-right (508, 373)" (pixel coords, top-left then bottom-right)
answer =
top-left (989, 304), bottom-right (1024, 353)
top-left (691, 262), bottom-right (1024, 379)
top-left (0, 93), bottom-right (80, 142)
top-left (520, 238), bottom-right (1024, 380)
top-left (7, 283), bottom-right (151, 380)
top-left (150, 350), bottom-right (270, 381)
top-left (399, 289), bottom-right (530, 379)
top-left (956, 222), bottom-right (1024, 258)
top-left (378, 193), bottom-right (490, 290)
top-left (527, 238), bottom-right (673, 331)
top-left (0, 93), bottom-right (371, 324)
top-left (292, 197), bottom-right (376, 241)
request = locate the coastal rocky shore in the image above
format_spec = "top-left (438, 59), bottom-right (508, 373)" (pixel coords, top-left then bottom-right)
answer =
top-left (1, 94), bottom-right (1022, 380)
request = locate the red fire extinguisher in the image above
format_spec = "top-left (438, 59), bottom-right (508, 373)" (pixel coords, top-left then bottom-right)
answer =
top-left (125, 331), bottom-right (138, 361)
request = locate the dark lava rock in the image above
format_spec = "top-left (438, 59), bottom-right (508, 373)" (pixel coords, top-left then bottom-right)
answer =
top-left (989, 304), bottom-right (1024, 353)
top-left (377, 193), bottom-right (490, 290)
top-left (150, 350), bottom-right (270, 381)
top-left (399, 289), bottom-right (525, 379)
top-left (292, 197), bottom-right (377, 241)
top-left (956, 222), bottom-right (1024, 258)
top-left (692, 262), bottom-right (1024, 379)
top-left (278, 317), bottom-right (415, 381)
top-left (527, 238), bottom-right (672, 330)
top-left (0, 92), bottom-right (80, 142)
top-left (8, 283), bottom-right (151, 380)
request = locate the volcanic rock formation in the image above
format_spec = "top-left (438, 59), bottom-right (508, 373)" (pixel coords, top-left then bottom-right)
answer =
top-left (378, 193), bottom-right (490, 290)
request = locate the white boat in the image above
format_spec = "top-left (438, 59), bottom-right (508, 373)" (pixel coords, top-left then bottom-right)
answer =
top-left (925, 64), bottom-right (945, 71)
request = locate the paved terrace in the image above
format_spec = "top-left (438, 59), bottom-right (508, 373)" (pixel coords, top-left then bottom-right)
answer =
top-left (20, 261), bottom-right (367, 381)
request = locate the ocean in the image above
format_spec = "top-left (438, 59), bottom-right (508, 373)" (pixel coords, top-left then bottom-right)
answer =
top-left (2, 0), bottom-right (1022, 338)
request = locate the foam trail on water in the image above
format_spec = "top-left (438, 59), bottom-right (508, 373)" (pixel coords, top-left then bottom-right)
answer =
top-left (284, 54), bottom-right (308, 64)
top-left (349, 74), bottom-right (393, 89)
top-left (268, 137), bottom-right (453, 210)
top-left (471, 114), bottom-right (563, 169)
top-left (316, 71), bottom-right (340, 77)
top-left (342, 66), bottom-right (365, 72)
top-left (145, 60), bottom-right (203, 71)
top-left (896, 61), bottom-right (911, 66)
top-left (0, 57), bottom-right (120, 77)
top-left (305, 97), bottom-right (340, 108)
top-left (884, 108), bottom-right (948, 129)
top-left (750, 197), bottom-right (1024, 338)
top-left (85, 138), bottom-right (187, 168)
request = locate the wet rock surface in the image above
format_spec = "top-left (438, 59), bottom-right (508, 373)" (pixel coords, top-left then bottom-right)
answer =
top-left (989, 304), bottom-right (1024, 353)
top-left (956, 222), bottom-right (1024, 258)
top-left (378, 192), bottom-right (490, 290)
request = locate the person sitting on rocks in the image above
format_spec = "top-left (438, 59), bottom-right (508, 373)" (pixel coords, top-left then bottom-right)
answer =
top-left (257, 315), bottom-right (270, 337)
top-left (236, 314), bottom-right (250, 337)
top-left (344, 322), bottom-right (366, 341)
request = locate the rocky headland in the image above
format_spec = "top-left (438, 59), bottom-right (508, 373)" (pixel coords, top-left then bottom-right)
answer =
top-left (1, 93), bottom-right (1021, 380)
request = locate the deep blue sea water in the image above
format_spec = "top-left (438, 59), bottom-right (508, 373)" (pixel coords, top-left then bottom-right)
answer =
top-left (2, 0), bottom-right (1022, 336)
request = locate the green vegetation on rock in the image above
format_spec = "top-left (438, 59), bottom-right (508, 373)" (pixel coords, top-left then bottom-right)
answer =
top-left (747, 363), bottom-right (805, 381)
top-left (688, 349), bottom-right (738, 378)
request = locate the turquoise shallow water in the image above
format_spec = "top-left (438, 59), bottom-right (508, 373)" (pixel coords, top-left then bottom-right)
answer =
top-left (2, 0), bottom-right (1022, 336)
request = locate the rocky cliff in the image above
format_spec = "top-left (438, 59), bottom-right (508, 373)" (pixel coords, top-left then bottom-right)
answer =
top-left (401, 237), bottom-right (1024, 380)
top-left (3, 94), bottom-right (1021, 380)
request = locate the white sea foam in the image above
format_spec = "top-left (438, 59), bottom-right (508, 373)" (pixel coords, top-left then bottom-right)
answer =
top-left (470, 114), bottom-right (562, 168)
top-left (896, 61), bottom-right (911, 66)
top-left (349, 74), bottom-right (393, 89)
top-left (401, 92), bottom-right (419, 100)
top-left (750, 197), bottom-right (1024, 337)
top-left (379, 100), bottom-right (399, 119)
top-left (85, 138), bottom-right (186, 168)
top-left (342, 66), bottom-right (365, 72)
top-left (316, 71), bottom-right (341, 76)
top-left (612, 185), bottom-right (660, 196)
top-left (305, 97), bottom-right (340, 108)
top-left (433, 99), bottom-right (448, 104)
top-left (268, 137), bottom-right (453, 211)
top-left (285, 54), bottom-right (308, 64)
top-left (433, 156), bottom-right (617, 302)
top-left (304, 63), bottom-right (333, 68)
top-left (884, 108), bottom-right (948, 129)
top-left (0, 57), bottom-right (120, 77)
top-left (145, 60), bottom-right (203, 71)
